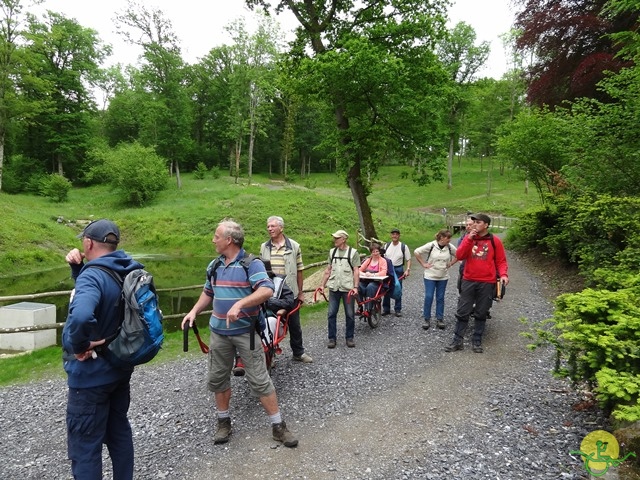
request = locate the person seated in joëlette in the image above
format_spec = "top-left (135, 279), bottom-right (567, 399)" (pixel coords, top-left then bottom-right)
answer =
top-left (357, 242), bottom-right (388, 310)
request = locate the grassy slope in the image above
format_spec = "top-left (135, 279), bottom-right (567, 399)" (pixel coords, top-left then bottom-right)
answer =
top-left (0, 160), bottom-right (537, 277)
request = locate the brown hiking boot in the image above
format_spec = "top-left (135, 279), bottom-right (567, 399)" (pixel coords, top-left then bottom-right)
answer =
top-left (272, 421), bottom-right (298, 448)
top-left (214, 417), bottom-right (232, 444)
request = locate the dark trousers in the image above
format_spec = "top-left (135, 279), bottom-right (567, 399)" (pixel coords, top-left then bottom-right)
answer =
top-left (452, 280), bottom-right (494, 344)
top-left (66, 375), bottom-right (134, 480)
top-left (287, 309), bottom-right (305, 357)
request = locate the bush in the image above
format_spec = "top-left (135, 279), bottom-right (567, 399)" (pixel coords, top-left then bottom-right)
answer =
top-left (193, 162), bottom-right (208, 180)
top-left (88, 142), bottom-right (168, 206)
top-left (2, 155), bottom-right (46, 194)
top-left (39, 174), bottom-right (71, 202)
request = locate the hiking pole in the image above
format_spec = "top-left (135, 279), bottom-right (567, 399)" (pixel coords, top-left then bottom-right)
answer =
top-left (183, 322), bottom-right (209, 354)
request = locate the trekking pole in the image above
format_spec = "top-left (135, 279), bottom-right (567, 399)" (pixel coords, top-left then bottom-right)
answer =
top-left (183, 322), bottom-right (209, 354)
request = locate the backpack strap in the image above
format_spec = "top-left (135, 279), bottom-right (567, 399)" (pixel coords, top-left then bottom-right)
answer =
top-left (331, 246), bottom-right (353, 270)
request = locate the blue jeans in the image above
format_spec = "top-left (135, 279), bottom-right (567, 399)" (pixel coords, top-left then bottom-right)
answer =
top-left (66, 375), bottom-right (134, 480)
top-left (423, 278), bottom-right (448, 320)
top-left (382, 266), bottom-right (404, 313)
top-left (327, 289), bottom-right (355, 340)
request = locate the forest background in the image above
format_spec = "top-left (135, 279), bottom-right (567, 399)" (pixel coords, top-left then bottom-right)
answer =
top-left (1, 0), bottom-right (640, 438)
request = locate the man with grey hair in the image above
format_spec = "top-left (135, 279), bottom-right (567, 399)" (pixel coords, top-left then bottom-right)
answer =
top-left (260, 215), bottom-right (312, 363)
top-left (182, 219), bottom-right (298, 447)
top-left (320, 229), bottom-right (361, 348)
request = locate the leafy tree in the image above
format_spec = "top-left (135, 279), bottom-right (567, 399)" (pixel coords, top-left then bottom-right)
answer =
top-left (87, 142), bottom-right (168, 206)
top-left (189, 45), bottom-right (236, 171)
top-left (514, 0), bottom-right (637, 107)
top-left (0, 0), bottom-right (46, 191)
top-left (222, 15), bottom-right (282, 185)
top-left (437, 22), bottom-right (489, 188)
top-left (495, 107), bottom-right (572, 200)
top-left (22, 11), bottom-right (108, 179)
top-left (246, 0), bottom-right (451, 240)
top-left (463, 77), bottom-right (525, 161)
top-left (115, 2), bottom-right (192, 189)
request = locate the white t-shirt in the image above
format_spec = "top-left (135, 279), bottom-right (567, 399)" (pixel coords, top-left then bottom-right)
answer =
top-left (385, 241), bottom-right (411, 267)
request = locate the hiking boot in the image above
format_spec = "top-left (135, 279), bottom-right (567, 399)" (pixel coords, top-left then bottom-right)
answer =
top-left (346, 338), bottom-right (356, 348)
top-left (422, 319), bottom-right (431, 330)
top-left (327, 339), bottom-right (336, 349)
top-left (381, 311), bottom-right (391, 316)
top-left (472, 343), bottom-right (484, 353)
top-left (444, 341), bottom-right (463, 352)
top-left (232, 358), bottom-right (245, 377)
top-left (395, 311), bottom-right (403, 317)
top-left (436, 319), bottom-right (445, 329)
top-left (293, 353), bottom-right (313, 363)
top-left (272, 421), bottom-right (298, 448)
top-left (214, 417), bottom-right (232, 444)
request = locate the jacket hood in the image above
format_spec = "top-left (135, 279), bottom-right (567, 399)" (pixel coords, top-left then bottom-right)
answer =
top-left (81, 250), bottom-right (144, 276)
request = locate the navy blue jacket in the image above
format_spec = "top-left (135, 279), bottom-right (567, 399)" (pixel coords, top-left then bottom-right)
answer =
top-left (62, 250), bottom-right (143, 388)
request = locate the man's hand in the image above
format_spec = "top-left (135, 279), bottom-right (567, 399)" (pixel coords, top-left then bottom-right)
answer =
top-left (75, 339), bottom-right (105, 362)
top-left (66, 248), bottom-right (85, 265)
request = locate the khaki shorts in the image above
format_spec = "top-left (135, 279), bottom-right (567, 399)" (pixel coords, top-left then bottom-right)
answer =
top-left (207, 331), bottom-right (274, 398)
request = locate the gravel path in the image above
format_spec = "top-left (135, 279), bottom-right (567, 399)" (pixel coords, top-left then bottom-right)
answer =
top-left (0, 251), bottom-right (608, 479)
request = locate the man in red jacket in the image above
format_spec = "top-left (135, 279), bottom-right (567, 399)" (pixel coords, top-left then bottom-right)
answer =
top-left (445, 213), bottom-right (509, 353)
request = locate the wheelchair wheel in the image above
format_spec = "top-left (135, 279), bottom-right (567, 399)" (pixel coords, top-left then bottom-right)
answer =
top-left (367, 304), bottom-right (381, 328)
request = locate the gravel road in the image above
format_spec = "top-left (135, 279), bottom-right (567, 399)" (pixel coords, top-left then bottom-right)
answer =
top-left (0, 250), bottom-right (608, 479)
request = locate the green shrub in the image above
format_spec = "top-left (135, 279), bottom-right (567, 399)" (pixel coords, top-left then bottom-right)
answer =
top-left (39, 174), bottom-right (71, 202)
top-left (193, 162), bottom-right (208, 180)
top-left (211, 166), bottom-right (221, 179)
top-left (88, 142), bottom-right (168, 206)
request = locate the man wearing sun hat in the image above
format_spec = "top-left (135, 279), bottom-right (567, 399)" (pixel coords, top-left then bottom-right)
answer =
top-left (320, 229), bottom-right (361, 348)
top-left (62, 219), bottom-right (144, 480)
top-left (445, 213), bottom-right (509, 354)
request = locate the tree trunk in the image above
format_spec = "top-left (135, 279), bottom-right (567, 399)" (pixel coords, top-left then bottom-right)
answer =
top-left (335, 104), bottom-right (376, 240)
top-left (234, 138), bottom-right (241, 184)
top-left (447, 134), bottom-right (454, 190)
top-left (175, 160), bottom-right (182, 189)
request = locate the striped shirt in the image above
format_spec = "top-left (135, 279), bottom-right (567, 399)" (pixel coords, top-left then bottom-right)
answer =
top-left (204, 251), bottom-right (274, 335)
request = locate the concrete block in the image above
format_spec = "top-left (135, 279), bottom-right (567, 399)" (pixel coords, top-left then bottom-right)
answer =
top-left (0, 302), bottom-right (57, 351)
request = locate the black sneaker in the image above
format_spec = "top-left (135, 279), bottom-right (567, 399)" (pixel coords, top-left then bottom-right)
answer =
top-left (381, 311), bottom-right (391, 316)
top-left (472, 343), bottom-right (483, 353)
top-left (444, 341), bottom-right (463, 352)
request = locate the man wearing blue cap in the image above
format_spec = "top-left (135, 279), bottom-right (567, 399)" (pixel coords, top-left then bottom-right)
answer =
top-left (63, 219), bottom-right (143, 480)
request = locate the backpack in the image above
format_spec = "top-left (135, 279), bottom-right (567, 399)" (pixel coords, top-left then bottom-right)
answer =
top-left (90, 266), bottom-right (164, 368)
top-left (383, 257), bottom-right (402, 301)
